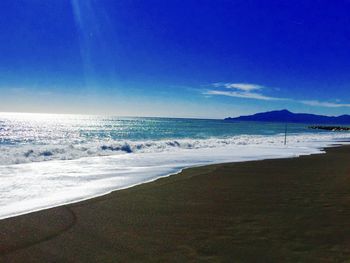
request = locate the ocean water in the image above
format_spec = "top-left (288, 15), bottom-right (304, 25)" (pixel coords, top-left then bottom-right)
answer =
top-left (0, 112), bottom-right (349, 219)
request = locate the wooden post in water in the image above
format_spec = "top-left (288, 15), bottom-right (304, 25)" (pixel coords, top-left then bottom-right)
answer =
top-left (284, 123), bottom-right (288, 145)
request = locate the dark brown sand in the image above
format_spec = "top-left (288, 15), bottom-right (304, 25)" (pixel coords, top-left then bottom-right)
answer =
top-left (1, 146), bottom-right (350, 262)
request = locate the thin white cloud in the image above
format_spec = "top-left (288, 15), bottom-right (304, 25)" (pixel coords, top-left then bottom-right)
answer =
top-left (301, 100), bottom-right (350, 108)
top-left (226, 83), bottom-right (263, 91)
top-left (212, 82), bottom-right (263, 91)
top-left (205, 90), bottom-right (287, 101)
top-left (207, 82), bottom-right (286, 101)
top-left (206, 82), bottom-right (350, 108)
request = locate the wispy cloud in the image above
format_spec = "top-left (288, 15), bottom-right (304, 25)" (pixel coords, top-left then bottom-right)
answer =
top-left (301, 100), bottom-right (350, 108)
top-left (205, 82), bottom-right (350, 108)
top-left (206, 83), bottom-right (287, 101)
top-left (205, 90), bottom-right (286, 101)
top-left (212, 82), bottom-right (263, 92)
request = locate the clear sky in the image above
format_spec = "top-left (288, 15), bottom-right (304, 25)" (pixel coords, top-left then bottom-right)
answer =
top-left (0, 0), bottom-right (350, 118)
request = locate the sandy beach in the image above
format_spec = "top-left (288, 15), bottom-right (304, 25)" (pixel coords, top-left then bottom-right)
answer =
top-left (1, 146), bottom-right (350, 262)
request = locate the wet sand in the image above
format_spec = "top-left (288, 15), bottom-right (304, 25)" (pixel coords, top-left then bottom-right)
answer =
top-left (1, 146), bottom-right (350, 262)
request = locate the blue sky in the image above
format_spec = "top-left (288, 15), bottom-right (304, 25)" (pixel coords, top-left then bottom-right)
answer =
top-left (0, 0), bottom-right (350, 118)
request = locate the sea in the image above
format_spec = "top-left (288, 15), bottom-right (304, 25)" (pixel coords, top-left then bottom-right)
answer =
top-left (1, 112), bottom-right (349, 219)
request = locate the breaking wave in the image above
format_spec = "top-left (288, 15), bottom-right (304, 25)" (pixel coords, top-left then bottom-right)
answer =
top-left (1, 132), bottom-right (348, 165)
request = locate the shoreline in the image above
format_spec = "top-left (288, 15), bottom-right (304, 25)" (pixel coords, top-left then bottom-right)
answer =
top-left (0, 142), bottom-right (340, 221)
top-left (1, 130), bottom-right (349, 221)
top-left (2, 145), bottom-right (350, 261)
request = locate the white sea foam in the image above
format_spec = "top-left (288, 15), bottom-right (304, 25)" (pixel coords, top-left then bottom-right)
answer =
top-left (0, 132), bottom-right (349, 220)
top-left (0, 132), bottom-right (349, 165)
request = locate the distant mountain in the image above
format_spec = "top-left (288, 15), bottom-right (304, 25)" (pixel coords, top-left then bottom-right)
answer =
top-left (225, 109), bottom-right (350, 124)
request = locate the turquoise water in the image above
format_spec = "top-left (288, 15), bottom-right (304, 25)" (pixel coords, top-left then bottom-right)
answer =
top-left (0, 112), bottom-right (332, 165)
top-left (0, 112), bottom-right (318, 146)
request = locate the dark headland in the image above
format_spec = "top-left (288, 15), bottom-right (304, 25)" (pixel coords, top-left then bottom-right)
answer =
top-left (225, 109), bottom-right (350, 125)
top-left (2, 146), bottom-right (350, 262)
